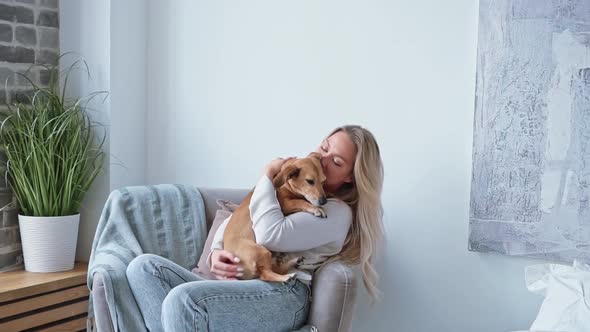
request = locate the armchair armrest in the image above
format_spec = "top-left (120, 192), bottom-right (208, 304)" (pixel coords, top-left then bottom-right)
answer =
top-left (87, 184), bottom-right (207, 332)
top-left (92, 272), bottom-right (115, 332)
top-left (308, 260), bottom-right (358, 332)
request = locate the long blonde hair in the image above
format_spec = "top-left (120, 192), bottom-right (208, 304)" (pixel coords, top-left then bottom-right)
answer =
top-left (327, 125), bottom-right (384, 302)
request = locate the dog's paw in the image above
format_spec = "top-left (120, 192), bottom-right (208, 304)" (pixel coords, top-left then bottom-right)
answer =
top-left (295, 257), bottom-right (305, 268)
top-left (311, 207), bottom-right (327, 218)
top-left (279, 273), bottom-right (297, 285)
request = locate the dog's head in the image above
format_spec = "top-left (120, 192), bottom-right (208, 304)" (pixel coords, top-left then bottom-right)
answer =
top-left (273, 152), bottom-right (327, 206)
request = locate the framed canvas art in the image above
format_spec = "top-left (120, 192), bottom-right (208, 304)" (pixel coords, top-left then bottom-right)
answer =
top-left (469, 0), bottom-right (590, 261)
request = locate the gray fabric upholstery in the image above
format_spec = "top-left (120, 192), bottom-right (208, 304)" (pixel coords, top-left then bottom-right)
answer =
top-left (198, 187), bottom-right (250, 230)
top-left (92, 273), bottom-right (114, 332)
top-left (91, 187), bottom-right (357, 332)
top-left (308, 261), bottom-right (358, 332)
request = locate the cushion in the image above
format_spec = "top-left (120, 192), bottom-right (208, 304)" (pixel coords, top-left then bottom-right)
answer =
top-left (192, 199), bottom-right (238, 279)
top-left (217, 199), bottom-right (239, 212)
top-left (525, 260), bottom-right (590, 331)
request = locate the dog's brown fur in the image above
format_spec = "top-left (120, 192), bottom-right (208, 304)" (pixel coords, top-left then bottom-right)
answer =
top-left (223, 152), bottom-right (327, 282)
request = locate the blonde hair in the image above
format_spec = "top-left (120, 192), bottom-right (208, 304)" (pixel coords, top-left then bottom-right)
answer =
top-left (327, 125), bottom-right (384, 302)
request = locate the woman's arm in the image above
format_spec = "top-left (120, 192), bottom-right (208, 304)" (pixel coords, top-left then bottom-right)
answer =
top-left (249, 175), bottom-right (352, 252)
top-left (205, 218), bottom-right (228, 269)
top-left (207, 218), bottom-right (242, 279)
top-left (210, 217), bottom-right (229, 253)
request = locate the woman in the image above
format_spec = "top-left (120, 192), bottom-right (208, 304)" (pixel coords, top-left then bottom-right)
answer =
top-left (126, 125), bottom-right (384, 332)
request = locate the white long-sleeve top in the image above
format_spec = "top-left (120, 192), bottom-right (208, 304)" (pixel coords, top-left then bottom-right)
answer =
top-left (209, 175), bottom-right (352, 281)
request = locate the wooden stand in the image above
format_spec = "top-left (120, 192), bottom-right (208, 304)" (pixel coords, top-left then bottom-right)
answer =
top-left (0, 262), bottom-right (89, 331)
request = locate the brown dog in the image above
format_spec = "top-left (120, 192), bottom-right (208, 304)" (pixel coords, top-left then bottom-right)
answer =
top-left (223, 152), bottom-right (327, 282)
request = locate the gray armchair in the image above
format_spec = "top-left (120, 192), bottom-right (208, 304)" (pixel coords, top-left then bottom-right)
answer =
top-left (91, 187), bottom-right (357, 332)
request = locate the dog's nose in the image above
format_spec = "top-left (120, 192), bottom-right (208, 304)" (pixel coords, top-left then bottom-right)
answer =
top-left (319, 196), bottom-right (327, 205)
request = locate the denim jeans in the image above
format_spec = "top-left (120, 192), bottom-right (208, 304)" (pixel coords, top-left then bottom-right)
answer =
top-left (126, 254), bottom-right (311, 332)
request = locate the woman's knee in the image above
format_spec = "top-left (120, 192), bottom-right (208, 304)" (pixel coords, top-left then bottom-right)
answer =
top-left (161, 284), bottom-right (207, 330)
top-left (126, 253), bottom-right (165, 281)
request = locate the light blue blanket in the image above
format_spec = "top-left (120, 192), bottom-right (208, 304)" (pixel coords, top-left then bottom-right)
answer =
top-left (87, 184), bottom-right (207, 332)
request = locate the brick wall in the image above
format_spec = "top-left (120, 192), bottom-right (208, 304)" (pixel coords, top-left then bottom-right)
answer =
top-left (0, 0), bottom-right (59, 272)
top-left (0, 0), bottom-right (59, 108)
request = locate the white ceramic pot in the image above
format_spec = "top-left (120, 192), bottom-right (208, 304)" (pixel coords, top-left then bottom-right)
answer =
top-left (18, 214), bottom-right (80, 272)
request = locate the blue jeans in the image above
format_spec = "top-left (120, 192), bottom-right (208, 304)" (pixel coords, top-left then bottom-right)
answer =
top-left (126, 254), bottom-right (311, 332)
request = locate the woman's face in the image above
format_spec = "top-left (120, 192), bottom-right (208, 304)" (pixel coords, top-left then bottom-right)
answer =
top-left (316, 131), bottom-right (357, 193)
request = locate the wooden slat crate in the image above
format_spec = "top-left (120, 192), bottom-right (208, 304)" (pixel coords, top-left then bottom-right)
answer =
top-left (0, 262), bottom-right (89, 331)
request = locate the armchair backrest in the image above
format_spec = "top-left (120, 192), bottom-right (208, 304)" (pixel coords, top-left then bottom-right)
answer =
top-left (197, 187), bottom-right (249, 230)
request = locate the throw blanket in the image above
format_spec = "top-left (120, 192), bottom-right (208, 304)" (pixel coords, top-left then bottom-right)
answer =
top-left (87, 184), bottom-right (207, 332)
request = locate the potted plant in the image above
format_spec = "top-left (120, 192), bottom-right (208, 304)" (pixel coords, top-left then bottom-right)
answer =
top-left (0, 58), bottom-right (106, 272)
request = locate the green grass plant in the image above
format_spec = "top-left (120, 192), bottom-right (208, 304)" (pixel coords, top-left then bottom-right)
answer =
top-left (0, 57), bottom-right (106, 216)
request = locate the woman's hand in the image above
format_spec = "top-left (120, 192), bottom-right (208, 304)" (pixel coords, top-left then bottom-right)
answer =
top-left (210, 249), bottom-right (243, 280)
top-left (264, 157), bottom-right (295, 179)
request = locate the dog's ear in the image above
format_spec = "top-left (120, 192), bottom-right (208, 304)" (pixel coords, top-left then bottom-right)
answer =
top-left (307, 152), bottom-right (322, 160)
top-left (272, 163), bottom-right (299, 188)
top-left (287, 167), bottom-right (300, 179)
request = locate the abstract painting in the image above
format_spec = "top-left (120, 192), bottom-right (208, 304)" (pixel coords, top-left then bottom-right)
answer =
top-left (469, 0), bottom-right (590, 262)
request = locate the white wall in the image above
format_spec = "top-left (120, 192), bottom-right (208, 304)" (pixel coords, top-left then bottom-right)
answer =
top-left (146, 1), bottom-right (549, 331)
top-left (60, 0), bottom-right (111, 262)
top-left (60, 0), bottom-right (148, 261)
top-left (110, 0), bottom-right (147, 190)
